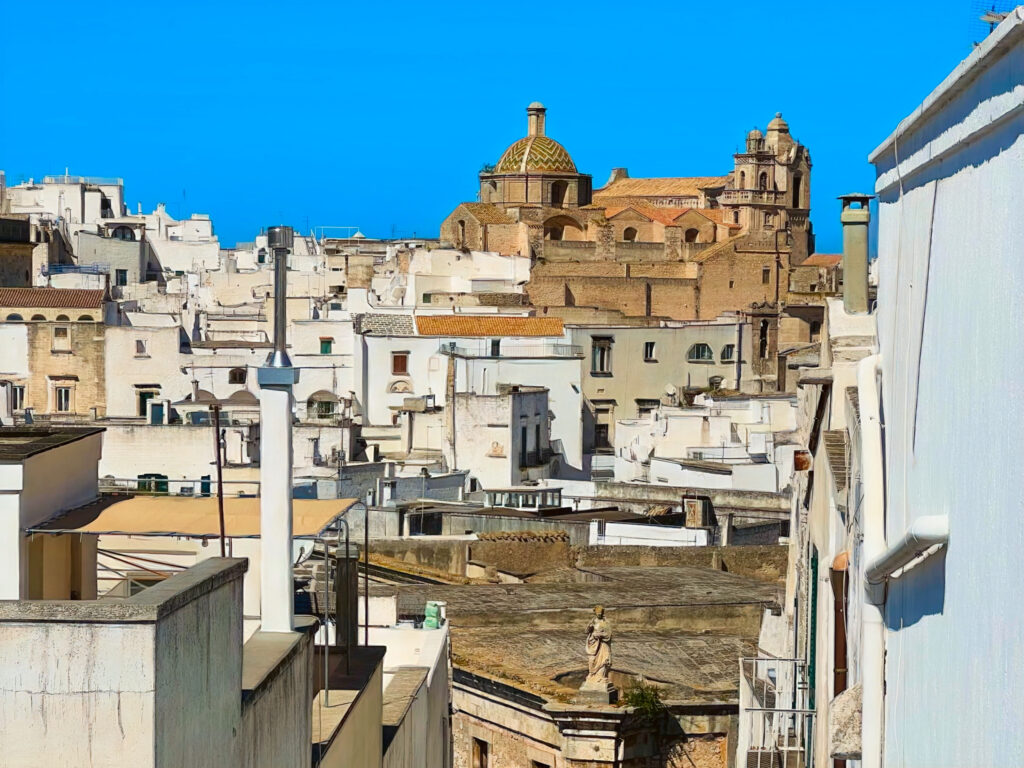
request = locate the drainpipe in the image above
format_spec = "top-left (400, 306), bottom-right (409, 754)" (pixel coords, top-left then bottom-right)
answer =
top-left (257, 225), bottom-right (299, 633)
top-left (857, 354), bottom-right (884, 768)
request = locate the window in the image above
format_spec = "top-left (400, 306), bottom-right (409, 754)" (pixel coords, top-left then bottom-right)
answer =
top-left (721, 343), bottom-right (736, 362)
top-left (135, 339), bottom-right (148, 357)
top-left (472, 738), bottom-right (489, 768)
top-left (622, 226), bottom-right (637, 242)
top-left (489, 339), bottom-right (501, 357)
top-left (52, 326), bottom-right (71, 352)
top-left (30, 314), bottom-right (45, 321)
top-left (728, 280), bottom-right (734, 289)
top-left (763, 212), bottom-right (773, 228)
top-left (392, 352), bottom-right (409, 375)
top-left (739, 171), bottom-right (746, 188)
top-left (12, 385), bottom-right (25, 411)
top-left (115, 269), bottom-right (128, 286)
top-left (257, 248), bottom-right (267, 264)
top-left (810, 320), bottom-right (822, 339)
top-left (643, 341), bottom-right (656, 362)
top-left (78, 314), bottom-right (94, 321)
top-left (457, 219), bottom-right (466, 244)
top-left (228, 367), bottom-right (247, 384)
top-left (762, 266), bottom-right (771, 284)
top-left (636, 399), bottom-right (660, 416)
top-left (684, 228), bottom-right (699, 243)
top-left (111, 226), bottom-right (135, 241)
top-left (320, 338), bottom-right (333, 354)
top-left (733, 210), bottom-right (740, 224)
top-left (55, 386), bottom-right (71, 412)
top-left (550, 180), bottom-right (568, 207)
top-left (687, 343), bottom-right (714, 362)
top-left (55, 314), bottom-right (69, 321)
top-left (758, 172), bottom-right (768, 191)
top-left (591, 337), bottom-right (613, 375)
top-left (792, 172), bottom-right (803, 208)
top-left (138, 390), bottom-right (157, 417)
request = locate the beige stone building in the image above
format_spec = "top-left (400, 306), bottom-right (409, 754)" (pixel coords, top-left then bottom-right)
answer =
top-left (441, 104), bottom-right (835, 389)
top-left (0, 288), bottom-right (107, 417)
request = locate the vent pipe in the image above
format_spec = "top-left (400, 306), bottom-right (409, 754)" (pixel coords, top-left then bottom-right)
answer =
top-left (257, 225), bottom-right (299, 633)
top-left (839, 194), bottom-right (873, 314)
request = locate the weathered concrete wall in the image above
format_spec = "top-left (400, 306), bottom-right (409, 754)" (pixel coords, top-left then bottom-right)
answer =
top-left (576, 545), bottom-right (788, 584)
top-left (374, 538), bottom-right (470, 576)
top-left (468, 539), bottom-right (571, 577)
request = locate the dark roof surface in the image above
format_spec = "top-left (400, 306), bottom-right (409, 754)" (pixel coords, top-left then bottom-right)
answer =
top-left (0, 426), bottom-right (105, 462)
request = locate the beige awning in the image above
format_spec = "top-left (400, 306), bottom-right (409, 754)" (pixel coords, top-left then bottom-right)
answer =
top-left (39, 496), bottom-right (360, 538)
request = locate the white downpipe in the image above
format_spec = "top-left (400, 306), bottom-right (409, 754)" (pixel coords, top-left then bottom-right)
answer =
top-left (858, 353), bottom-right (885, 768)
top-left (866, 514), bottom-right (949, 585)
top-left (259, 385), bottom-right (295, 633)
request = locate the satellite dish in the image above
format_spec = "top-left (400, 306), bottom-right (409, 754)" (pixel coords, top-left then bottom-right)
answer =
top-left (665, 383), bottom-right (677, 396)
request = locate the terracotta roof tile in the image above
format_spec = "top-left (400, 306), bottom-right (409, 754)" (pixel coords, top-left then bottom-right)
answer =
top-left (458, 203), bottom-right (515, 225)
top-left (415, 315), bottom-right (563, 337)
top-left (595, 175), bottom-right (730, 199)
top-left (801, 253), bottom-right (842, 267)
top-left (0, 288), bottom-right (105, 309)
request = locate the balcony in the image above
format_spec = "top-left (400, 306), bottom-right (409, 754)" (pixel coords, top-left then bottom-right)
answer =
top-left (738, 657), bottom-right (815, 768)
top-left (438, 342), bottom-right (583, 359)
top-left (719, 189), bottom-right (786, 206)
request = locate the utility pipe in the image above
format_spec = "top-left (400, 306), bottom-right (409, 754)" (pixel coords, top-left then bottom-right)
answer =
top-left (866, 515), bottom-right (949, 585)
top-left (857, 354), bottom-right (884, 768)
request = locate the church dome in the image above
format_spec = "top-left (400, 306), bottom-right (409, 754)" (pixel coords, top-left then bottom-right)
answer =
top-left (747, 127), bottom-right (763, 140)
top-left (767, 112), bottom-right (789, 132)
top-left (495, 135), bottom-right (577, 174)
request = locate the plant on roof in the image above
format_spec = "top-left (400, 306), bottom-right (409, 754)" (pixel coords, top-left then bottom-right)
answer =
top-left (480, 163), bottom-right (496, 174)
top-left (623, 678), bottom-right (666, 721)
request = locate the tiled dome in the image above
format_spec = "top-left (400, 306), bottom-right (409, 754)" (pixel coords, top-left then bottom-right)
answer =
top-left (495, 135), bottom-right (577, 174)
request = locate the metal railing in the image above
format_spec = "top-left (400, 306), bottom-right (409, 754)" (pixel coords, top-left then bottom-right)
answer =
top-left (43, 175), bottom-right (123, 186)
top-left (99, 477), bottom-right (259, 496)
top-left (738, 658), bottom-right (814, 768)
top-left (42, 262), bottom-right (110, 275)
top-left (438, 342), bottom-right (582, 358)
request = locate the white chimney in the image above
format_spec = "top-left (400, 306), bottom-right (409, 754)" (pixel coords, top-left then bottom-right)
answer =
top-left (257, 225), bottom-right (298, 633)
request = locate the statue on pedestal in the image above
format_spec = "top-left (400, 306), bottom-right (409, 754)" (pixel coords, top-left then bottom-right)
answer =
top-left (580, 605), bottom-right (613, 700)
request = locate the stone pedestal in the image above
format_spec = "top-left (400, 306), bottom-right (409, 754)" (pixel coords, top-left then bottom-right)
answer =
top-left (576, 680), bottom-right (617, 705)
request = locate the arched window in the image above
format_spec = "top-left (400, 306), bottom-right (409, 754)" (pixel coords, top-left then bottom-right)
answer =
top-left (6, 314), bottom-right (24, 322)
top-left (228, 368), bottom-right (247, 385)
top-left (758, 172), bottom-right (768, 191)
top-left (550, 180), bottom-right (568, 208)
top-left (457, 219), bottom-right (466, 244)
top-left (687, 343), bottom-right (714, 362)
top-left (739, 171), bottom-right (746, 189)
top-left (759, 320), bottom-right (769, 359)
top-left (684, 228), bottom-right (699, 243)
top-left (111, 226), bottom-right (135, 241)
top-left (721, 344), bottom-right (736, 362)
top-left (307, 391), bottom-right (339, 419)
top-left (55, 315), bottom-right (70, 321)
top-left (732, 210), bottom-right (740, 224)
top-left (792, 172), bottom-right (803, 208)
top-left (257, 248), bottom-right (267, 264)
top-left (622, 227), bottom-right (638, 242)
top-left (77, 314), bottom-right (94, 321)
top-left (31, 314), bottom-right (45, 321)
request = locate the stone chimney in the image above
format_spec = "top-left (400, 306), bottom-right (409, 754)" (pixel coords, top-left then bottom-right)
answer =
top-left (839, 194), bottom-right (874, 314)
top-left (527, 102), bottom-right (546, 137)
top-left (605, 168), bottom-right (629, 186)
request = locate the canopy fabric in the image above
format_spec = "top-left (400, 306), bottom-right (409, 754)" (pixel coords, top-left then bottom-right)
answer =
top-left (43, 496), bottom-right (359, 538)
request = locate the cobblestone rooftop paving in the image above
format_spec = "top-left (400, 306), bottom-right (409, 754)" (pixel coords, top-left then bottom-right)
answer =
top-left (379, 565), bottom-right (780, 704)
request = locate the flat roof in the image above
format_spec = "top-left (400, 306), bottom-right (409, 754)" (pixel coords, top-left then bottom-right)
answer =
top-left (32, 496), bottom-right (359, 538)
top-left (0, 426), bottom-right (105, 462)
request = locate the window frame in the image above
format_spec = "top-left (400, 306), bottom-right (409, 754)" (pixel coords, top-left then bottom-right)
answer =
top-left (643, 341), bottom-right (657, 362)
top-left (591, 336), bottom-right (613, 375)
top-left (52, 325), bottom-right (71, 352)
top-left (319, 338), bottom-right (334, 355)
top-left (55, 386), bottom-right (72, 412)
top-left (687, 342), bottom-right (714, 363)
top-left (391, 351), bottom-right (409, 376)
top-left (721, 343), bottom-right (736, 362)
top-left (12, 385), bottom-right (26, 411)
top-left (115, 269), bottom-right (128, 286)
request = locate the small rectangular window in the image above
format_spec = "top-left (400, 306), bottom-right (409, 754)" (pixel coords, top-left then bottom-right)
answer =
top-left (762, 266), bottom-right (771, 284)
top-left (392, 352), bottom-right (409, 375)
top-left (52, 326), bottom-right (71, 352)
top-left (591, 337), bottom-right (613, 374)
top-left (55, 386), bottom-right (71, 412)
top-left (320, 338), bottom-right (333, 354)
top-left (135, 339), bottom-right (147, 356)
top-left (643, 341), bottom-right (656, 361)
top-left (115, 269), bottom-right (128, 286)
top-left (490, 339), bottom-right (501, 357)
top-left (12, 385), bottom-right (25, 411)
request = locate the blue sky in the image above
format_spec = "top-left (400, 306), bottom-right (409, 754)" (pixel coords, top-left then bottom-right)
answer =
top-left (0, 0), bottom-right (998, 251)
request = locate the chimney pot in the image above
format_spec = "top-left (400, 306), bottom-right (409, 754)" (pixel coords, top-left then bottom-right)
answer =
top-left (838, 193), bottom-right (874, 314)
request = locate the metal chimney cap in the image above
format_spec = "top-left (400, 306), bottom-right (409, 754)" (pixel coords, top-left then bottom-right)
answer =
top-left (267, 225), bottom-right (294, 250)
